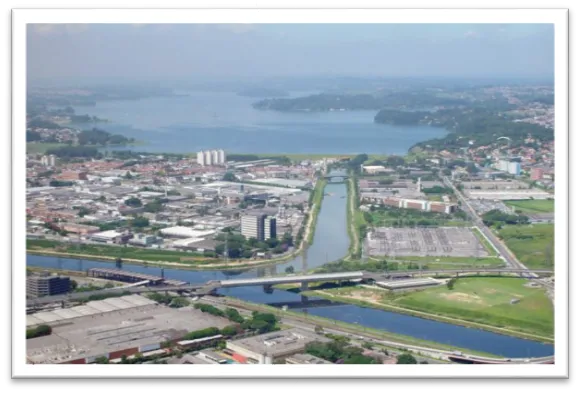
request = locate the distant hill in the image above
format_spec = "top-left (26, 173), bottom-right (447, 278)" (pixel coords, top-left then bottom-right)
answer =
top-left (237, 87), bottom-right (289, 98)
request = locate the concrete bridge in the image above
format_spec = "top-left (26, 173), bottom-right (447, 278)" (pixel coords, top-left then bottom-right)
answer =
top-left (26, 268), bottom-right (553, 308)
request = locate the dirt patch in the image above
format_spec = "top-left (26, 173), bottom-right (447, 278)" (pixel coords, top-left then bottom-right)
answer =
top-left (439, 292), bottom-right (484, 305)
top-left (347, 290), bottom-right (383, 303)
top-left (483, 288), bottom-right (498, 295)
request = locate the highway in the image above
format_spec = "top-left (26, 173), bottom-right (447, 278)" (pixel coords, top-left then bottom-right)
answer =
top-left (443, 176), bottom-right (537, 276)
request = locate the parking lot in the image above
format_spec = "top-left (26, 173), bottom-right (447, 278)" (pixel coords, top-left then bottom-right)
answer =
top-left (469, 199), bottom-right (513, 215)
top-left (365, 227), bottom-right (489, 258)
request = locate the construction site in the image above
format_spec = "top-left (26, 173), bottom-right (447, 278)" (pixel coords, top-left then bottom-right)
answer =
top-left (365, 227), bottom-right (490, 258)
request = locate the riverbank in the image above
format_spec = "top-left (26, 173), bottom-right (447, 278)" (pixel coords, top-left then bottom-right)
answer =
top-left (345, 176), bottom-right (363, 260)
top-left (296, 281), bottom-right (553, 343)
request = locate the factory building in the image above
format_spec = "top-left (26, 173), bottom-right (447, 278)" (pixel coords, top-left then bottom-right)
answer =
top-left (225, 329), bottom-right (328, 364)
top-left (240, 212), bottom-right (277, 241)
top-left (27, 273), bottom-right (71, 298)
top-left (361, 195), bottom-right (457, 214)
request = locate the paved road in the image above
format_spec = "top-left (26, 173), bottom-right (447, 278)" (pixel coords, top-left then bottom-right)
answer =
top-left (443, 177), bottom-right (537, 276)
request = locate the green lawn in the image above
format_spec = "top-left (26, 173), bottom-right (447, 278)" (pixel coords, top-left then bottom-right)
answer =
top-left (26, 142), bottom-right (63, 154)
top-left (390, 277), bottom-right (553, 338)
top-left (384, 256), bottom-right (506, 268)
top-left (504, 200), bottom-right (555, 214)
top-left (498, 224), bottom-right (554, 269)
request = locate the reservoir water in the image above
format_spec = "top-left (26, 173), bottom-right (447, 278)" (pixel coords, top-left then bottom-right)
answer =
top-left (71, 91), bottom-right (448, 155)
top-left (26, 181), bottom-right (554, 358)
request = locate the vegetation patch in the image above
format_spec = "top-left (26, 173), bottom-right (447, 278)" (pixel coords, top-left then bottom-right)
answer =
top-left (498, 224), bottom-right (554, 269)
top-left (504, 200), bottom-right (554, 214)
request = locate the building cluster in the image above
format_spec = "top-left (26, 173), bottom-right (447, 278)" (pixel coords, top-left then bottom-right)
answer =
top-left (26, 271), bottom-right (71, 298)
top-left (197, 149), bottom-right (226, 166)
top-left (359, 177), bottom-right (457, 214)
top-left (26, 294), bottom-right (399, 365)
top-left (26, 152), bottom-right (327, 260)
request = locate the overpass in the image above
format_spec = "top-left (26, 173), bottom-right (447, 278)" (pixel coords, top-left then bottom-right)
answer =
top-left (26, 268), bottom-right (554, 308)
top-left (219, 271), bottom-right (365, 288)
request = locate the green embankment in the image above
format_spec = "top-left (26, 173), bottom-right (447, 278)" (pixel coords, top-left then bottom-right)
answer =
top-left (504, 200), bottom-right (555, 214)
top-left (498, 224), bottom-right (554, 269)
top-left (308, 277), bottom-right (553, 341)
top-left (307, 178), bottom-right (328, 244)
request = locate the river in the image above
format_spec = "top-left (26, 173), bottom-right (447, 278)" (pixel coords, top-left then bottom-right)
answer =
top-left (26, 179), bottom-right (554, 358)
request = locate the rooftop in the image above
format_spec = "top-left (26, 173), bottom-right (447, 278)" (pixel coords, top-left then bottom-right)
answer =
top-left (26, 295), bottom-right (231, 364)
top-left (226, 328), bottom-right (328, 357)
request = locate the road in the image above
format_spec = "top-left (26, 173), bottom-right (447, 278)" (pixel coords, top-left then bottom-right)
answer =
top-left (443, 177), bottom-right (536, 275)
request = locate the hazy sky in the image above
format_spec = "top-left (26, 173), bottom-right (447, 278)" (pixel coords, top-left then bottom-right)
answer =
top-left (27, 23), bottom-right (554, 82)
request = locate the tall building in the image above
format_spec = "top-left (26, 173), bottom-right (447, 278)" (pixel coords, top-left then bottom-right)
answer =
top-left (508, 162), bottom-right (521, 176)
top-left (197, 151), bottom-right (206, 166)
top-left (211, 150), bottom-right (219, 165)
top-left (264, 216), bottom-right (277, 240)
top-left (218, 149), bottom-right (226, 165)
top-left (204, 150), bottom-right (212, 166)
top-left (240, 213), bottom-right (277, 241)
top-left (27, 273), bottom-right (71, 298)
top-left (48, 154), bottom-right (56, 167)
top-left (40, 155), bottom-right (49, 166)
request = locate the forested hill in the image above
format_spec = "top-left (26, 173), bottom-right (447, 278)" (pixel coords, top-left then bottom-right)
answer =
top-left (253, 93), bottom-right (470, 112)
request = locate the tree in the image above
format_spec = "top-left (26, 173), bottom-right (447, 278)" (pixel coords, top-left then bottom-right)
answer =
top-left (314, 325), bottom-right (324, 335)
top-left (447, 278), bottom-right (456, 290)
top-left (221, 325), bottom-right (239, 337)
top-left (77, 207), bottom-right (91, 217)
top-left (223, 172), bottom-right (237, 182)
top-left (130, 216), bottom-right (149, 228)
top-left (285, 266), bottom-right (295, 274)
top-left (362, 342), bottom-right (373, 350)
top-left (70, 280), bottom-right (78, 291)
top-left (396, 354), bottom-right (418, 364)
top-left (124, 197), bottom-right (142, 207)
top-left (169, 297), bottom-right (191, 308)
top-left (144, 201), bottom-right (163, 213)
top-left (94, 356), bottom-right (109, 364)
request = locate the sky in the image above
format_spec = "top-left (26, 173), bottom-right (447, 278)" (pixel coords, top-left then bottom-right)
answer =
top-left (26, 23), bottom-right (554, 83)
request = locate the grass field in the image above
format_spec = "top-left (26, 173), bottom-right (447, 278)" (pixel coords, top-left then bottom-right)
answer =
top-left (504, 200), bottom-right (555, 214)
top-left (498, 224), bottom-right (554, 269)
top-left (390, 277), bottom-right (554, 338)
top-left (316, 277), bottom-right (553, 339)
top-left (26, 142), bottom-right (63, 154)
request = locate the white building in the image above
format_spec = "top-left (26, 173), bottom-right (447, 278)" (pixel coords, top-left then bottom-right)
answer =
top-left (48, 154), bottom-right (56, 167)
top-left (497, 160), bottom-right (510, 172)
top-left (197, 151), bottom-right (206, 166)
top-left (508, 162), bottom-right (522, 176)
top-left (204, 151), bottom-right (213, 166)
top-left (218, 149), bottom-right (226, 165)
top-left (211, 150), bottom-right (219, 165)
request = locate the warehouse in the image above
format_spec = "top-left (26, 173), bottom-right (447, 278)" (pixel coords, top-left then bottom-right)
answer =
top-left (26, 295), bottom-right (231, 364)
top-left (159, 226), bottom-right (215, 239)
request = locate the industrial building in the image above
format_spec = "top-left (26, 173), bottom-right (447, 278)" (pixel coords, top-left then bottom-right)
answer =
top-left (285, 353), bottom-right (333, 364)
top-left (197, 149), bottom-right (226, 167)
top-left (26, 295), bottom-right (231, 364)
top-left (27, 273), bottom-right (71, 298)
top-left (240, 212), bottom-right (277, 241)
top-left (225, 329), bottom-right (329, 364)
top-left (360, 195), bottom-right (457, 214)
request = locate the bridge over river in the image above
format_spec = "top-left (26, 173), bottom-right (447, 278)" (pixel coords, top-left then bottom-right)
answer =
top-left (26, 268), bottom-right (553, 308)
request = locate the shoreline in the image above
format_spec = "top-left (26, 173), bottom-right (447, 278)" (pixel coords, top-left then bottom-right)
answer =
top-left (295, 287), bottom-right (553, 344)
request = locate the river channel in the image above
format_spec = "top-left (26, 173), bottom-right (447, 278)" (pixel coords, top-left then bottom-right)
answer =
top-left (26, 179), bottom-right (554, 358)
